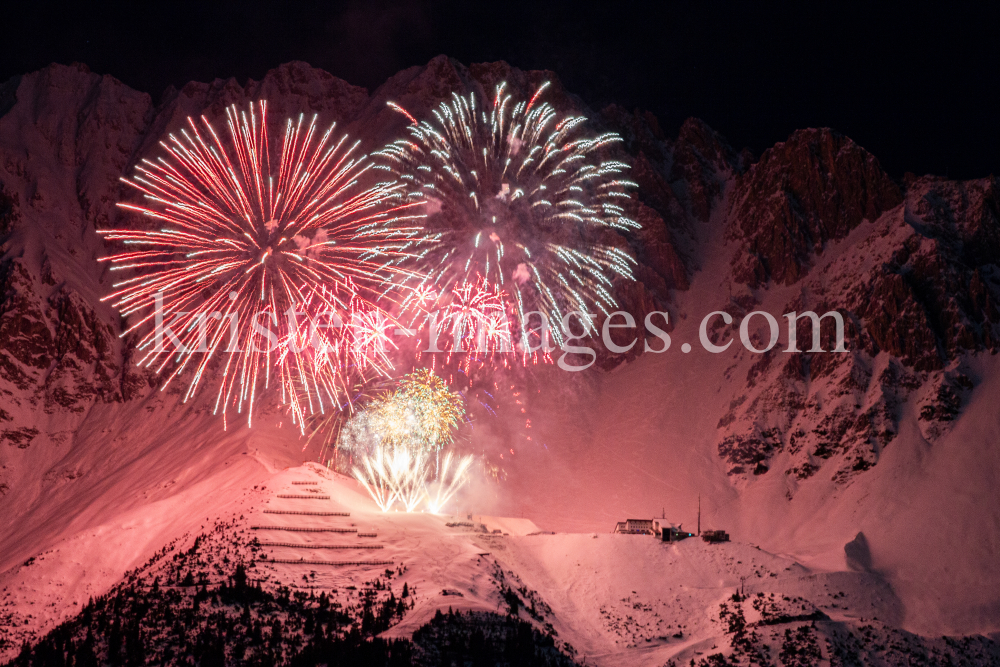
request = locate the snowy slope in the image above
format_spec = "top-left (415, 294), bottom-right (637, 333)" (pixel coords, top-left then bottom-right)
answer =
top-left (6, 465), bottom-right (997, 665)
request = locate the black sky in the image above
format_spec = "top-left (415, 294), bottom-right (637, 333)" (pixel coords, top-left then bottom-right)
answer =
top-left (3, 1), bottom-right (999, 179)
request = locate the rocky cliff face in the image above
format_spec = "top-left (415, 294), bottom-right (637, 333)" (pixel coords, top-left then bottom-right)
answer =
top-left (707, 155), bottom-right (999, 486)
top-left (1, 56), bottom-right (997, 497)
top-left (592, 94), bottom-right (999, 489)
top-left (727, 128), bottom-right (903, 287)
top-left (0, 65), bottom-right (153, 458)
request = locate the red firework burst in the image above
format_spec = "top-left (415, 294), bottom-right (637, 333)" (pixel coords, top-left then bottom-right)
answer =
top-left (100, 101), bottom-right (425, 428)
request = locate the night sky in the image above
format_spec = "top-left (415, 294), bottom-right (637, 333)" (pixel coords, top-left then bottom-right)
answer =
top-left (3, 1), bottom-right (998, 179)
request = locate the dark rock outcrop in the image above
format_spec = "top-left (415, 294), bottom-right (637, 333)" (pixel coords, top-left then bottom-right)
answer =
top-left (728, 128), bottom-right (902, 286)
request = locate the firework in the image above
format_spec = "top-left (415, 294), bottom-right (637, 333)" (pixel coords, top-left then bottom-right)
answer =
top-left (415, 276), bottom-right (515, 377)
top-left (100, 101), bottom-right (425, 428)
top-left (337, 369), bottom-right (464, 460)
top-left (353, 446), bottom-right (428, 512)
top-left (393, 368), bottom-right (466, 454)
top-left (276, 294), bottom-right (402, 429)
top-left (425, 452), bottom-right (474, 514)
top-left (352, 447), bottom-right (398, 512)
top-left (378, 82), bottom-right (640, 352)
top-left (336, 369), bottom-right (472, 513)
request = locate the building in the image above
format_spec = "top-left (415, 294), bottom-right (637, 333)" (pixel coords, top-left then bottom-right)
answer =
top-left (701, 529), bottom-right (730, 543)
top-left (661, 524), bottom-right (694, 542)
top-left (613, 518), bottom-right (656, 535)
top-left (613, 518), bottom-right (693, 541)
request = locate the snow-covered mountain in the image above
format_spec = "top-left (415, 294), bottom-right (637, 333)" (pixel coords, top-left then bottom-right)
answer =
top-left (1, 56), bottom-right (999, 664)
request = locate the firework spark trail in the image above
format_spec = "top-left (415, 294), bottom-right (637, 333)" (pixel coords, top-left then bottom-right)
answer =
top-left (425, 452), bottom-right (474, 514)
top-left (353, 448), bottom-right (399, 512)
top-left (377, 82), bottom-right (641, 354)
top-left (416, 276), bottom-right (515, 376)
top-left (353, 445), bottom-right (432, 513)
top-left (278, 295), bottom-right (403, 429)
top-left (100, 101), bottom-right (427, 429)
top-left (384, 447), bottom-right (428, 512)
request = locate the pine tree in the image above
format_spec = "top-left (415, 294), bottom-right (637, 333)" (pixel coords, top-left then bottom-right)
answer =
top-left (233, 563), bottom-right (248, 590)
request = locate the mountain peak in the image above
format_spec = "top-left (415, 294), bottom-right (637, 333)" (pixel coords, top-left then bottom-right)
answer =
top-left (728, 126), bottom-right (902, 286)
